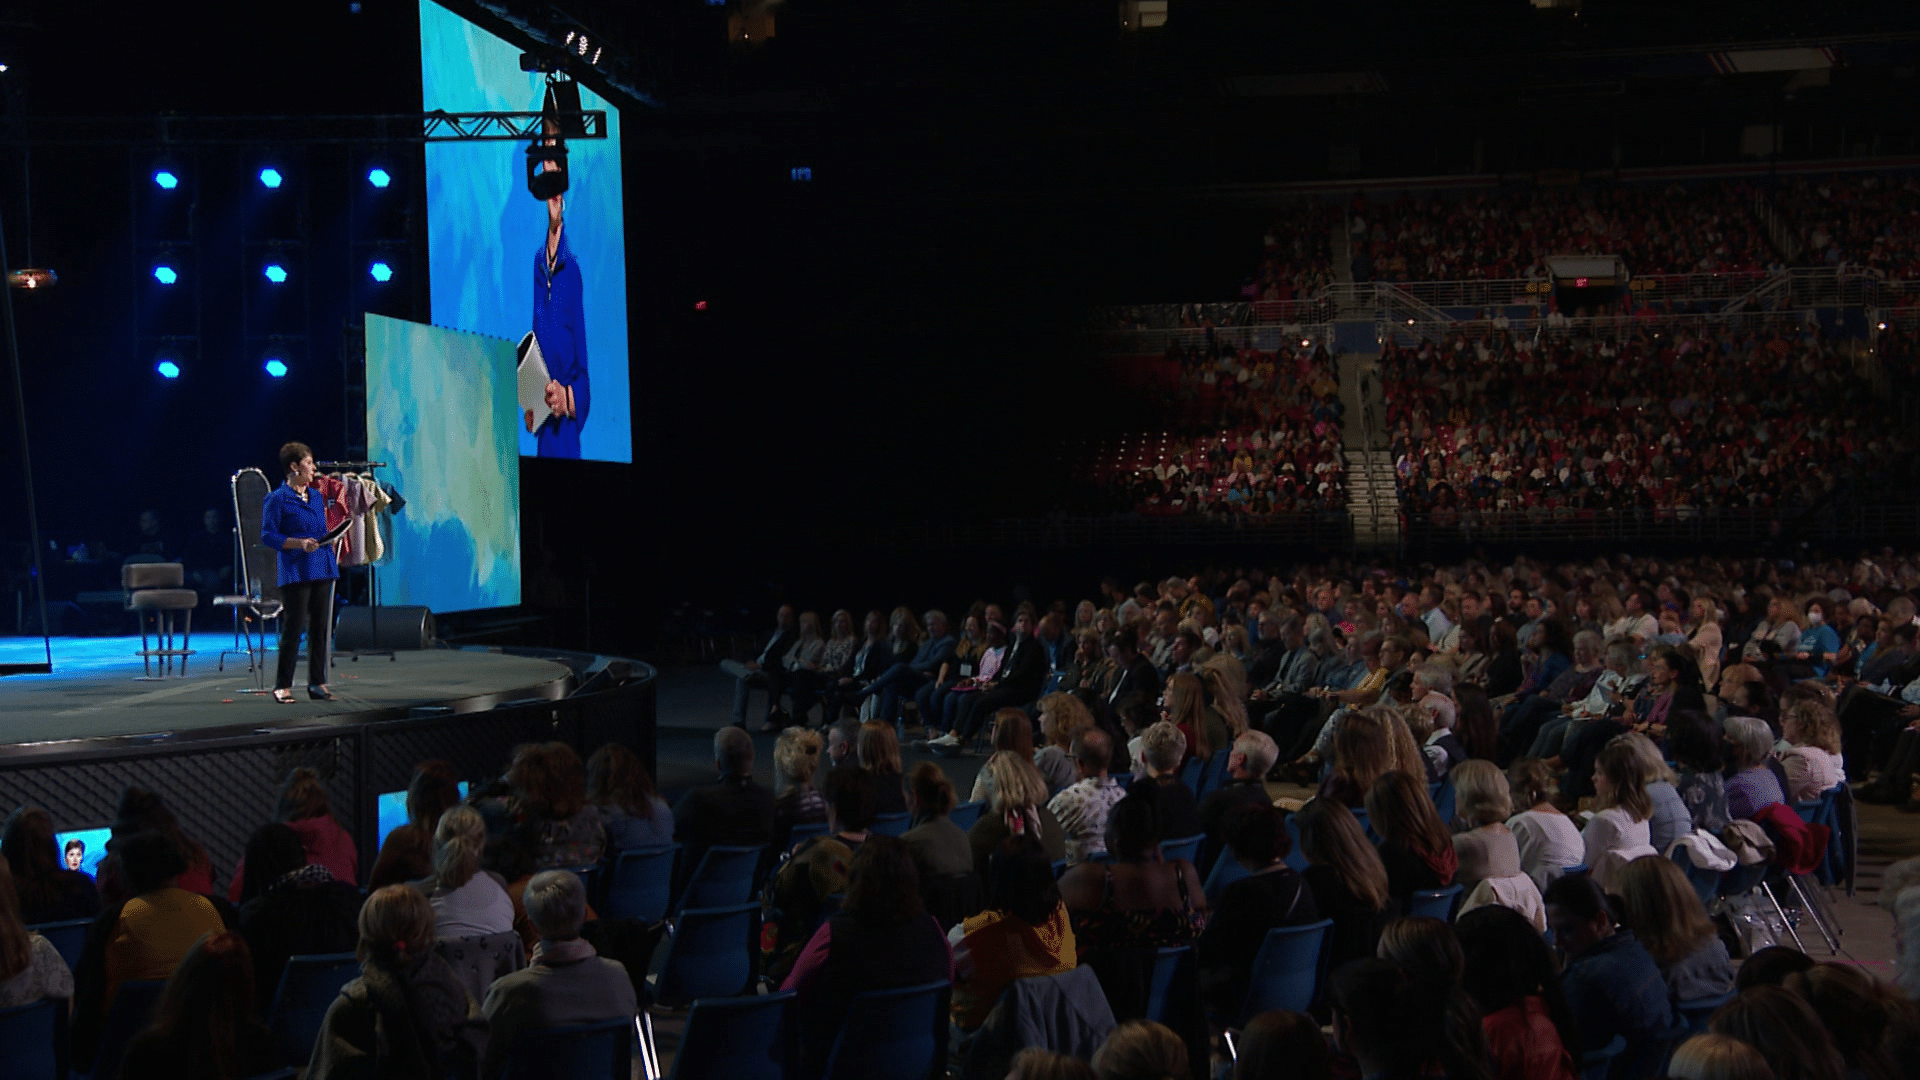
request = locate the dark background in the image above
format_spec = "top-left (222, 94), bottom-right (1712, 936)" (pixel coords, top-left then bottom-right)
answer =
top-left (3, 0), bottom-right (1920, 654)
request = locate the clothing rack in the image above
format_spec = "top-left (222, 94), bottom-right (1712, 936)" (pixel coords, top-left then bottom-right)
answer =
top-left (318, 460), bottom-right (395, 661)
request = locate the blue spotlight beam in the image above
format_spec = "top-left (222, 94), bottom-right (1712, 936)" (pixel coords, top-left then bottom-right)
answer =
top-left (367, 167), bottom-right (391, 188)
top-left (264, 358), bottom-right (288, 377)
top-left (156, 360), bottom-right (181, 379)
top-left (258, 167), bottom-right (283, 188)
top-left (152, 266), bottom-right (178, 285)
top-left (263, 264), bottom-right (288, 284)
top-left (369, 261), bottom-right (394, 283)
top-left (152, 170), bottom-right (179, 189)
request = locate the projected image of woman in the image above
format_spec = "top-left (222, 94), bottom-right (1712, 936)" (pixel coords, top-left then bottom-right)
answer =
top-left (260, 442), bottom-right (339, 703)
top-left (528, 147), bottom-right (590, 459)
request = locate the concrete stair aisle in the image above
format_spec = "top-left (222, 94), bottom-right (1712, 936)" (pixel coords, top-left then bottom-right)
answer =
top-left (1338, 350), bottom-right (1398, 547)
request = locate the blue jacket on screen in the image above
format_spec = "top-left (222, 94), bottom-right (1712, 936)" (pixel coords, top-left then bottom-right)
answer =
top-left (532, 225), bottom-right (590, 459)
top-left (260, 483), bottom-right (340, 587)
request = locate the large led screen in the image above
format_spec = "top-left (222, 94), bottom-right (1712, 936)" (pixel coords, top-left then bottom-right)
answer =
top-left (366, 313), bottom-right (521, 613)
top-left (419, 0), bottom-right (632, 463)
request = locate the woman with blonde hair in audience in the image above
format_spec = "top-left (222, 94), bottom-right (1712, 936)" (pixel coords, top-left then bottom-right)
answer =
top-left (1580, 738), bottom-right (1659, 890)
top-left (970, 708), bottom-right (1039, 806)
top-left (1034, 692), bottom-right (1093, 795)
top-left (967, 750), bottom-right (1068, 878)
top-left (1092, 1019), bottom-right (1190, 1080)
top-left (1613, 731), bottom-right (1692, 851)
top-left (1219, 623), bottom-right (1252, 664)
top-left (858, 719), bottom-right (909, 816)
top-left (0, 859), bottom-right (71, 1008)
top-left (1365, 770), bottom-right (1457, 907)
top-left (1200, 655), bottom-right (1251, 740)
top-left (1296, 798), bottom-right (1391, 971)
top-left (307, 885), bottom-right (481, 1079)
top-left (1778, 685), bottom-right (1846, 802)
top-left (1450, 759), bottom-right (1546, 930)
top-left (1504, 758), bottom-right (1584, 891)
top-left (1689, 593), bottom-right (1725, 687)
top-left (1666, 1034), bottom-right (1776, 1080)
top-left (770, 726), bottom-right (828, 857)
top-left (419, 805), bottom-right (513, 938)
top-left (1615, 855), bottom-right (1734, 1002)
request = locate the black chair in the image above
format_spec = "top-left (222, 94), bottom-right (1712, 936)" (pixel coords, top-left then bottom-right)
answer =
top-left (502, 1017), bottom-right (633, 1080)
top-left (94, 978), bottom-right (167, 1080)
top-left (0, 998), bottom-right (62, 1080)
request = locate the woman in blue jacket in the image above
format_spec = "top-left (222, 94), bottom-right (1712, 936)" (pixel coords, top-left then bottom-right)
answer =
top-left (260, 441), bottom-right (339, 702)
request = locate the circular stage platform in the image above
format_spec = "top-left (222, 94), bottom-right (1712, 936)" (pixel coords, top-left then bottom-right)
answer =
top-left (0, 636), bottom-right (656, 888)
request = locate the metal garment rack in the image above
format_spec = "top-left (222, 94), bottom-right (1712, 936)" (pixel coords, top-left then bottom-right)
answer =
top-left (316, 460), bottom-right (395, 662)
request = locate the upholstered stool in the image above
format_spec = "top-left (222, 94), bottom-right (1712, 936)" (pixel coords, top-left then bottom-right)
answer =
top-left (122, 562), bottom-right (198, 678)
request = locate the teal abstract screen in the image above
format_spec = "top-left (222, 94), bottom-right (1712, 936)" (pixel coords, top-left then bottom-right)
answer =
top-left (365, 314), bottom-right (522, 613)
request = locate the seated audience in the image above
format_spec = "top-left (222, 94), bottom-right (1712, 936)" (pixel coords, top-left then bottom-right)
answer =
top-left (0, 860), bottom-right (72, 1008)
top-left (1778, 689), bottom-right (1846, 803)
top-left (1034, 692), bottom-right (1094, 795)
top-left (1048, 727), bottom-right (1127, 866)
top-left (1666, 1033), bottom-right (1777, 1080)
top-left (1709, 985), bottom-right (1849, 1080)
top-left (1196, 730), bottom-right (1279, 874)
top-left (226, 767), bottom-right (358, 904)
top-left (586, 743), bottom-right (673, 850)
top-left (672, 727), bottom-right (777, 886)
top-left (235, 823), bottom-right (362, 1013)
top-left (1010, 1048), bottom-right (1099, 1080)
top-left (1060, 790), bottom-right (1208, 970)
top-left (1092, 1019), bottom-right (1191, 1080)
top-left (1365, 769), bottom-right (1457, 906)
top-left (1504, 759), bottom-right (1583, 891)
top-left (97, 787), bottom-right (216, 903)
top-left (1668, 713), bottom-right (1732, 834)
top-left (1449, 759), bottom-right (1545, 929)
top-left (969, 751), bottom-right (1069, 879)
top-left (764, 768), bottom-right (876, 982)
top-left (1581, 738), bottom-right (1659, 890)
top-left (481, 832), bottom-right (600, 954)
top-left (1327, 957), bottom-right (1490, 1080)
top-left (1724, 714), bottom-right (1788, 820)
top-left (970, 709), bottom-right (1038, 808)
top-left (72, 830), bottom-right (229, 1072)
top-left (1735, 944), bottom-right (1816, 991)
top-left (1133, 721), bottom-right (1204, 840)
top-left (1196, 802), bottom-right (1320, 1019)
top-left (769, 726), bottom-right (828, 862)
top-left (1542, 871), bottom-right (1674, 1053)
top-left (417, 806), bottom-right (514, 938)
top-left (1782, 962), bottom-right (1920, 1080)
top-left (1295, 798), bottom-right (1391, 972)
top-left (950, 833), bottom-right (1077, 1033)
top-left (119, 931), bottom-right (278, 1080)
top-left (1455, 904), bottom-right (1578, 1080)
top-left (369, 761), bottom-right (463, 890)
top-left (3, 806), bottom-right (102, 924)
top-left (859, 720), bottom-right (910, 817)
top-left (783, 837), bottom-right (952, 1078)
top-left (1614, 855), bottom-right (1735, 1002)
top-left (1613, 732), bottom-right (1691, 852)
top-left (1232, 1009), bottom-right (1332, 1080)
top-left (307, 885), bottom-right (482, 1079)
top-left (479, 871), bottom-right (636, 1080)
top-left (901, 763), bottom-right (977, 926)
top-left (496, 742), bottom-right (606, 871)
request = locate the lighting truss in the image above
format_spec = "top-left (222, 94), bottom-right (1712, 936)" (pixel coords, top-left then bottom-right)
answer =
top-left (0, 112), bottom-right (609, 146)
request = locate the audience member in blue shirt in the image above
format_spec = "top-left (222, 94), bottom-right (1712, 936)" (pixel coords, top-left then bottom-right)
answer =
top-left (259, 442), bottom-right (339, 702)
top-left (856, 610), bottom-right (957, 723)
top-left (1545, 872), bottom-right (1674, 1054)
top-left (1793, 599), bottom-right (1842, 677)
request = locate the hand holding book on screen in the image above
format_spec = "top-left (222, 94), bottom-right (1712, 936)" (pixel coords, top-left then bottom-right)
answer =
top-left (516, 331), bottom-right (553, 433)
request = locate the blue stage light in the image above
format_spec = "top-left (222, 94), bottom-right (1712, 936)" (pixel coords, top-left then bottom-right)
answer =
top-left (153, 170), bottom-right (179, 190)
top-left (367, 167), bottom-right (391, 188)
top-left (369, 261), bottom-right (394, 283)
top-left (152, 265), bottom-right (178, 285)
top-left (263, 264), bottom-right (288, 284)
top-left (259, 167), bottom-right (283, 189)
top-left (155, 360), bottom-right (181, 379)
top-left (264, 358), bottom-right (289, 378)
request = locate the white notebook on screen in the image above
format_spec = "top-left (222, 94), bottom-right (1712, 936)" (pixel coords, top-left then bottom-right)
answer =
top-left (516, 331), bottom-right (552, 431)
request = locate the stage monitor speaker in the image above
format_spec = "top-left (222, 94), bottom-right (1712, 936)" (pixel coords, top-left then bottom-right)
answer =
top-left (336, 606), bottom-right (434, 651)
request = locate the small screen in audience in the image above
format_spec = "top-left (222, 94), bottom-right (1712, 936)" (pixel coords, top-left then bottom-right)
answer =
top-left (55, 826), bottom-right (111, 880)
top-left (376, 781), bottom-right (470, 850)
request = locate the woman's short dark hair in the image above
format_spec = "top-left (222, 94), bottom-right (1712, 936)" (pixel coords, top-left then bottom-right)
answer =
top-left (1735, 945), bottom-right (1815, 991)
top-left (1329, 958), bottom-right (1485, 1079)
top-left (986, 833), bottom-right (1059, 927)
top-left (2, 808), bottom-right (67, 917)
top-left (1104, 788), bottom-right (1162, 859)
top-left (279, 441), bottom-right (312, 473)
top-left (1542, 870), bottom-right (1611, 924)
top-left (827, 767), bottom-right (879, 833)
top-left (239, 823), bottom-right (309, 906)
top-left (1455, 904), bottom-right (1578, 1054)
top-left (1222, 801), bottom-right (1291, 867)
top-left (907, 761), bottom-right (955, 817)
top-left (509, 742), bottom-right (588, 821)
top-left (120, 830), bottom-right (190, 895)
top-left (842, 835), bottom-right (923, 923)
top-left (1666, 711), bottom-right (1723, 774)
top-left (1235, 1011), bottom-right (1330, 1080)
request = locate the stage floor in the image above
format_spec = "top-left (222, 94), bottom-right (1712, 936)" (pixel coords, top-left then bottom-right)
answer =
top-left (0, 636), bottom-right (572, 747)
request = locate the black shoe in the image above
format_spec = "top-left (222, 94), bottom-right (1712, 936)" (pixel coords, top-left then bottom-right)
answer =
top-left (308, 685), bottom-right (336, 701)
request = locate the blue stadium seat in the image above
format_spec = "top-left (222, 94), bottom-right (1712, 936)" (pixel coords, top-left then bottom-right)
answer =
top-left (93, 978), bottom-right (167, 1080)
top-left (27, 919), bottom-right (89, 971)
top-left (1159, 833), bottom-right (1204, 866)
top-left (1669, 846), bottom-right (1721, 908)
top-left (565, 864), bottom-right (601, 904)
top-left (1203, 846), bottom-right (1251, 907)
top-left (667, 990), bottom-right (794, 1080)
top-left (1407, 884), bottom-right (1462, 921)
top-left (787, 821), bottom-right (830, 846)
top-left (675, 845), bottom-right (763, 915)
top-left (1146, 946), bottom-right (1190, 1026)
top-left (0, 999), bottom-right (60, 1080)
top-left (502, 1017), bottom-right (633, 1080)
top-left (820, 979), bottom-right (950, 1080)
top-left (1110, 772), bottom-right (1133, 791)
top-left (1179, 757), bottom-right (1204, 797)
top-left (266, 952), bottom-right (361, 1066)
top-left (1237, 919), bottom-right (1333, 1024)
top-left (1284, 815), bottom-right (1307, 871)
top-left (603, 844), bottom-right (678, 924)
top-left (1196, 752), bottom-right (1232, 799)
top-left (649, 903), bottom-right (759, 1009)
top-left (949, 801), bottom-right (987, 831)
top-left (870, 812), bottom-right (912, 839)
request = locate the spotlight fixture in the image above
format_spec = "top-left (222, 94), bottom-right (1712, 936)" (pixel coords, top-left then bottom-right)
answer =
top-left (367, 167), bottom-right (391, 188)
top-left (258, 168), bottom-right (284, 189)
top-left (7, 268), bottom-right (56, 290)
top-left (369, 261), bottom-right (394, 283)
top-left (263, 264), bottom-right (288, 284)
top-left (152, 265), bottom-right (179, 285)
top-left (153, 170), bottom-right (179, 190)
top-left (155, 359), bottom-right (181, 379)
top-left (264, 358), bottom-right (289, 378)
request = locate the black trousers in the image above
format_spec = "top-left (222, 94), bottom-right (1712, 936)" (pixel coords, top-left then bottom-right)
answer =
top-left (276, 578), bottom-right (335, 690)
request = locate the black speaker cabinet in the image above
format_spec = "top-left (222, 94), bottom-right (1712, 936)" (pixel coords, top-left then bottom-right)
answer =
top-left (335, 605), bottom-right (434, 651)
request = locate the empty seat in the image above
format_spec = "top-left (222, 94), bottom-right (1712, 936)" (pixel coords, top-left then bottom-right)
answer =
top-left (266, 952), bottom-right (361, 1066)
